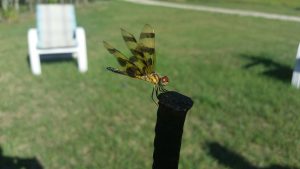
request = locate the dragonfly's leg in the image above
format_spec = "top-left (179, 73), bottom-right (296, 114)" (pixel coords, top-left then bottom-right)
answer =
top-left (158, 85), bottom-right (167, 93)
top-left (151, 86), bottom-right (155, 100)
top-left (155, 85), bottom-right (159, 98)
top-left (151, 86), bottom-right (158, 105)
top-left (161, 86), bottom-right (167, 92)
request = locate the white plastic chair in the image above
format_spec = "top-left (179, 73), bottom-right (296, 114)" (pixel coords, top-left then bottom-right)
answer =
top-left (27, 4), bottom-right (88, 75)
top-left (291, 43), bottom-right (300, 88)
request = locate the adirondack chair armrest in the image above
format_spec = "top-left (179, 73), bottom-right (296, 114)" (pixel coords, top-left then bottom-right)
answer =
top-left (75, 27), bottom-right (86, 48)
top-left (28, 28), bottom-right (38, 49)
top-left (292, 43), bottom-right (300, 88)
top-left (75, 27), bottom-right (88, 72)
top-left (28, 28), bottom-right (41, 75)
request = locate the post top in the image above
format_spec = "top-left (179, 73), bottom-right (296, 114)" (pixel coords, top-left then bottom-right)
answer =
top-left (158, 91), bottom-right (193, 112)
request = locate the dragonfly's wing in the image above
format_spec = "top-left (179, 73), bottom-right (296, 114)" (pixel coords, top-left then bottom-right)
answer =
top-left (121, 28), bottom-right (148, 75)
top-left (138, 24), bottom-right (156, 74)
top-left (103, 41), bottom-right (142, 77)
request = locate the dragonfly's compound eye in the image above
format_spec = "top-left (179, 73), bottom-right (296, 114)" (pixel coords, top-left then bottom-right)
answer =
top-left (160, 76), bottom-right (169, 85)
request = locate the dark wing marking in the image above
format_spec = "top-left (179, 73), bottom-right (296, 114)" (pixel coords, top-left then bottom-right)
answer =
top-left (106, 67), bottom-right (139, 78)
top-left (107, 67), bottom-right (126, 75)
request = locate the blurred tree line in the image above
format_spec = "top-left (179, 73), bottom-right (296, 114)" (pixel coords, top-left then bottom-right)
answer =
top-left (0, 0), bottom-right (92, 21)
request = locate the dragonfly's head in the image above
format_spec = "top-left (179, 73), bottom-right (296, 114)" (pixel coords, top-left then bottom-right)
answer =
top-left (159, 76), bottom-right (169, 86)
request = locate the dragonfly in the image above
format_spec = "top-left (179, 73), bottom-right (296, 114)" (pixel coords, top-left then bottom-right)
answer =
top-left (103, 24), bottom-right (169, 103)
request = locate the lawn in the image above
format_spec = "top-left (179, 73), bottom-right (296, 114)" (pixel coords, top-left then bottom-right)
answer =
top-left (1, 1), bottom-right (300, 169)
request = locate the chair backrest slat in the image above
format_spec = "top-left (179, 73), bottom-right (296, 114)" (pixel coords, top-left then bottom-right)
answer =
top-left (36, 4), bottom-right (77, 49)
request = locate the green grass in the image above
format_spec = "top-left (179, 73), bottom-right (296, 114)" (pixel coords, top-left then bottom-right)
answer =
top-left (1, 1), bottom-right (300, 168)
top-left (159, 0), bottom-right (300, 16)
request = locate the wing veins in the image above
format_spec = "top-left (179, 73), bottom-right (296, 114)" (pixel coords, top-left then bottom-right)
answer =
top-left (103, 41), bottom-right (143, 75)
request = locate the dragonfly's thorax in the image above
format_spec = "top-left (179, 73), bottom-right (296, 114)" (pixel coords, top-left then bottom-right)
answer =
top-left (142, 73), bottom-right (160, 85)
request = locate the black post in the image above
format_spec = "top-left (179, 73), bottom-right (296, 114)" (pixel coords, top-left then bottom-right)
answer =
top-left (152, 91), bottom-right (193, 169)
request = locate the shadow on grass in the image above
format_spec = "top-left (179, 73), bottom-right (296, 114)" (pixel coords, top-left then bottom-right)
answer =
top-left (0, 147), bottom-right (43, 169)
top-left (26, 53), bottom-right (77, 67)
top-left (240, 54), bottom-right (293, 83)
top-left (39, 53), bottom-right (74, 63)
top-left (206, 142), bottom-right (299, 169)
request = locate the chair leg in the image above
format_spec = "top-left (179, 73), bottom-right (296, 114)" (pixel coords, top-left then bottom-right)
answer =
top-left (28, 29), bottom-right (41, 75)
top-left (76, 27), bottom-right (88, 73)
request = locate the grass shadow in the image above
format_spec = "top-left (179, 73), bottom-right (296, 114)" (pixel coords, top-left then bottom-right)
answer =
top-left (40, 53), bottom-right (74, 63)
top-left (206, 142), bottom-right (299, 169)
top-left (0, 146), bottom-right (44, 169)
top-left (240, 54), bottom-right (293, 83)
top-left (26, 53), bottom-right (77, 65)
